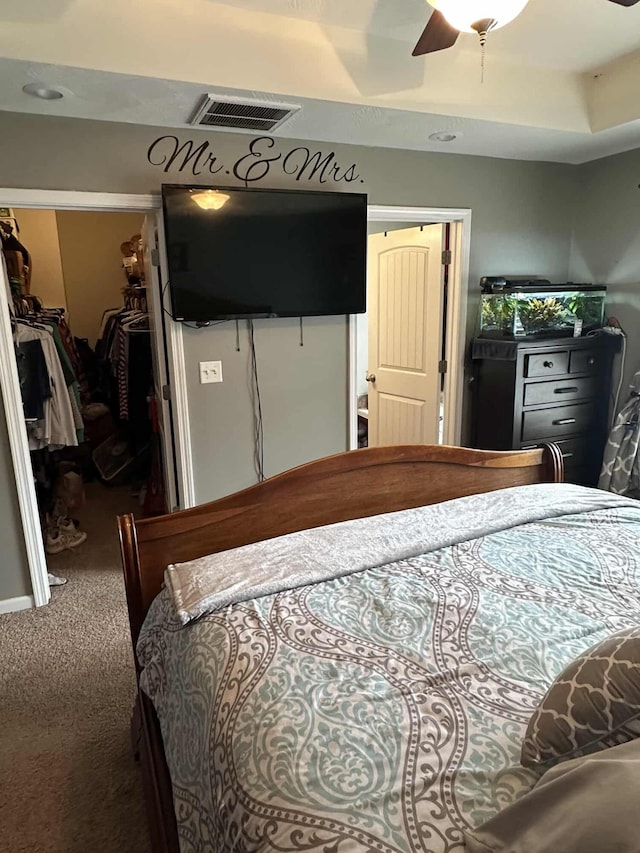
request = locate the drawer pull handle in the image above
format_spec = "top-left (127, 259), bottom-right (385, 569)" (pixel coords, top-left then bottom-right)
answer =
top-left (543, 360), bottom-right (554, 368)
top-left (588, 357), bottom-right (596, 365)
top-left (561, 452), bottom-right (574, 459)
top-left (554, 387), bottom-right (579, 394)
top-left (553, 418), bottom-right (577, 426)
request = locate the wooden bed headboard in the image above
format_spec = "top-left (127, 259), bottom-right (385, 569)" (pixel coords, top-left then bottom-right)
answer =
top-left (118, 443), bottom-right (563, 648)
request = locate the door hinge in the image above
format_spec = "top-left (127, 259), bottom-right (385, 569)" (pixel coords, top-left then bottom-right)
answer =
top-left (441, 249), bottom-right (452, 265)
top-left (150, 248), bottom-right (160, 268)
top-left (162, 384), bottom-right (171, 401)
top-left (438, 359), bottom-right (448, 374)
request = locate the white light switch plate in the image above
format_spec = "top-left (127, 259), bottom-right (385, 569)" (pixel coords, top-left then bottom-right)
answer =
top-left (199, 360), bottom-right (223, 384)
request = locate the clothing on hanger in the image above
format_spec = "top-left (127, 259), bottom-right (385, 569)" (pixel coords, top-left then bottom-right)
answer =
top-left (15, 338), bottom-right (50, 420)
top-left (97, 306), bottom-right (122, 342)
top-left (14, 321), bottom-right (79, 450)
top-left (94, 302), bottom-right (153, 454)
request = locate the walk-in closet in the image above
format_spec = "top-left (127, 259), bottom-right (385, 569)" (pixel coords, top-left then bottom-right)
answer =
top-left (3, 207), bottom-right (167, 591)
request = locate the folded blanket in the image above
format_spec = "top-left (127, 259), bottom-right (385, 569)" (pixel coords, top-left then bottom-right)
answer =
top-left (165, 483), bottom-right (637, 624)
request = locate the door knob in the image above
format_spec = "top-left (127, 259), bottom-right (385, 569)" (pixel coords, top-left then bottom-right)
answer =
top-left (366, 372), bottom-right (376, 383)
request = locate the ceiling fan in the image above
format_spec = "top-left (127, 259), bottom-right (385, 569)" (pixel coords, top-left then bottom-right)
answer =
top-left (413, 0), bottom-right (640, 57)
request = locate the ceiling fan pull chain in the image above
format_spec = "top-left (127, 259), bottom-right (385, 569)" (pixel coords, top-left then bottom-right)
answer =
top-left (470, 18), bottom-right (494, 84)
top-left (478, 30), bottom-right (487, 84)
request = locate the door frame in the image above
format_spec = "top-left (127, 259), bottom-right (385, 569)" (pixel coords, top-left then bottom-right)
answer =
top-left (0, 189), bottom-right (194, 610)
top-left (349, 204), bottom-right (472, 450)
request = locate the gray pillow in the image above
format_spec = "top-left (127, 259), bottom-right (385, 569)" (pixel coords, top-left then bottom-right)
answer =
top-left (521, 625), bottom-right (640, 768)
top-left (465, 737), bottom-right (640, 853)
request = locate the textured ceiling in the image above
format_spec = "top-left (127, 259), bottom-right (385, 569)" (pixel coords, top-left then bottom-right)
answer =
top-left (1, 0), bottom-right (640, 163)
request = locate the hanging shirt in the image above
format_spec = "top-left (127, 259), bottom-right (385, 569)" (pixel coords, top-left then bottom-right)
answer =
top-left (15, 338), bottom-right (50, 420)
top-left (41, 318), bottom-right (84, 441)
top-left (97, 307), bottom-right (122, 343)
top-left (14, 323), bottom-right (78, 450)
top-left (117, 314), bottom-right (150, 420)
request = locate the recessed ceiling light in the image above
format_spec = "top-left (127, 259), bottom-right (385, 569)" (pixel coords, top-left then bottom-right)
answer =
top-left (429, 131), bottom-right (460, 143)
top-left (22, 83), bottom-right (64, 101)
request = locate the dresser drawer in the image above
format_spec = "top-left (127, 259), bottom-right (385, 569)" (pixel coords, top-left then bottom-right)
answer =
top-left (555, 437), bottom-right (600, 486)
top-left (520, 437), bottom-right (593, 485)
top-left (521, 402), bottom-right (596, 442)
top-left (523, 376), bottom-right (598, 407)
top-left (555, 437), bottom-right (589, 466)
top-left (521, 437), bottom-right (587, 463)
top-left (570, 348), bottom-right (604, 374)
top-left (524, 351), bottom-right (570, 378)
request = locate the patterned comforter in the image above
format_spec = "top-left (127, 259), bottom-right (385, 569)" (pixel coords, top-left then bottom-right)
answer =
top-left (137, 484), bottom-right (640, 853)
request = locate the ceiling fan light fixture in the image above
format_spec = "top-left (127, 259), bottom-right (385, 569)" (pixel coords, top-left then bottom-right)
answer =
top-left (191, 189), bottom-right (230, 211)
top-left (427, 0), bottom-right (529, 33)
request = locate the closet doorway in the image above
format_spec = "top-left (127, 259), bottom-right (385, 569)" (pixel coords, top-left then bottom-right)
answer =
top-left (0, 192), bottom-right (186, 610)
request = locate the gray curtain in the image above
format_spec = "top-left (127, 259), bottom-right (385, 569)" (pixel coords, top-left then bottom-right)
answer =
top-left (599, 369), bottom-right (640, 496)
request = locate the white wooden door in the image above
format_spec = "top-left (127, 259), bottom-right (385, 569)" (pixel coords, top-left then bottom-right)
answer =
top-left (367, 225), bottom-right (444, 447)
top-left (142, 215), bottom-right (178, 511)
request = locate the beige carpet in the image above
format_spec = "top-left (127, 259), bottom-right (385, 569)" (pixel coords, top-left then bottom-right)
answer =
top-left (0, 482), bottom-right (152, 853)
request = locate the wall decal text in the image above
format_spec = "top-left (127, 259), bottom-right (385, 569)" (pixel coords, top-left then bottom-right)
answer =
top-left (147, 135), bottom-right (364, 186)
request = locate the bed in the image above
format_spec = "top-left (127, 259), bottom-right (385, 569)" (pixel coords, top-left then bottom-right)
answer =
top-left (117, 443), bottom-right (640, 853)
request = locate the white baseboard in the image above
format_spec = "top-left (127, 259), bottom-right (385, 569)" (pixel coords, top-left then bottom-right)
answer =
top-left (0, 595), bottom-right (34, 615)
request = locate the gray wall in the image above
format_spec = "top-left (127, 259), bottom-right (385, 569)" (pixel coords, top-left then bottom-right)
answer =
top-left (184, 317), bottom-right (348, 495)
top-left (0, 111), bottom-right (580, 598)
top-left (569, 148), bottom-right (640, 399)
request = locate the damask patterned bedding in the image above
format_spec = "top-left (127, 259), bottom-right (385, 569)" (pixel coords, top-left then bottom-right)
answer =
top-left (137, 484), bottom-right (640, 853)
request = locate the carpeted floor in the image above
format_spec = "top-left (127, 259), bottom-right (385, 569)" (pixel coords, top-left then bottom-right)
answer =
top-left (0, 482), bottom-right (152, 853)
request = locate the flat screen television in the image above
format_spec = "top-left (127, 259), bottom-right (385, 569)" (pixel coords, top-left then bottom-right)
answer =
top-left (162, 184), bottom-right (368, 322)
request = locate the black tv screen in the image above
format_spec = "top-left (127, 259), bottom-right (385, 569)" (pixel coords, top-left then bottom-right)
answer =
top-left (162, 185), bottom-right (367, 322)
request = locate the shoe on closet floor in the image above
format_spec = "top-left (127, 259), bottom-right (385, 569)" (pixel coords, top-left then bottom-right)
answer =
top-left (47, 572), bottom-right (68, 586)
top-left (58, 516), bottom-right (81, 535)
top-left (45, 527), bottom-right (87, 554)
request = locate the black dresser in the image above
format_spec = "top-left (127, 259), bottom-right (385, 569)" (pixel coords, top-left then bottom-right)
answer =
top-left (470, 335), bottom-right (619, 485)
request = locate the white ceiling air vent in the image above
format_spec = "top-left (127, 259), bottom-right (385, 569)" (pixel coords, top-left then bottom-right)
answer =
top-left (190, 94), bottom-right (301, 133)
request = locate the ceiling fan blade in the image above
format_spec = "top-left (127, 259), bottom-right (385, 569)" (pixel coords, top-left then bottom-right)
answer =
top-left (412, 9), bottom-right (460, 57)
top-left (608, 0), bottom-right (640, 6)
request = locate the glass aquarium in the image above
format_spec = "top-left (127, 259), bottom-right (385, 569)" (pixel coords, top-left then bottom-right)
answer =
top-left (479, 284), bottom-right (606, 339)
